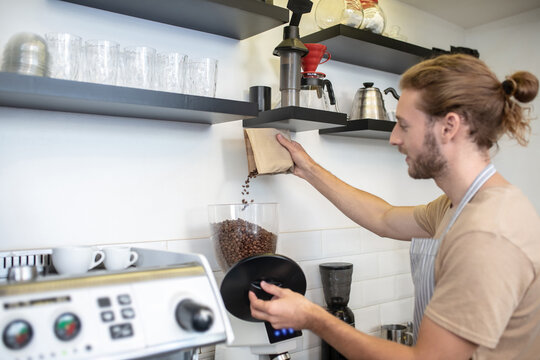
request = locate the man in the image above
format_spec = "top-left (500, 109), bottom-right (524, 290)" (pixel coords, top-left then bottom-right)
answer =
top-left (249, 54), bottom-right (540, 359)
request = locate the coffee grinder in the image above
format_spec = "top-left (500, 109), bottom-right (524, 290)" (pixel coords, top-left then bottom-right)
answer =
top-left (210, 203), bottom-right (307, 360)
top-left (319, 262), bottom-right (355, 359)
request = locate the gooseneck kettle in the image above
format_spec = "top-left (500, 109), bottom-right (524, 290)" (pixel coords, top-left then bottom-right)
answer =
top-left (350, 82), bottom-right (400, 121)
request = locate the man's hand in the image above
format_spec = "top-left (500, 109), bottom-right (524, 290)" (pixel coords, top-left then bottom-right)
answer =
top-left (276, 133), bottom-right (318, 180)
top-left (249, 280), bottom-right (320, 330)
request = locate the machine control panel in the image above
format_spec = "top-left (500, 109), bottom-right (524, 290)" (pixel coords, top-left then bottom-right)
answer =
top-left (264, 322), bottom-right (302, 344)
top-left (0, 260), bottom-right (231, 360)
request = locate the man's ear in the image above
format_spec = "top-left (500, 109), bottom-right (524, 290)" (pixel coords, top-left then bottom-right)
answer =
top-left (440, 112), bottom-right (462, 143)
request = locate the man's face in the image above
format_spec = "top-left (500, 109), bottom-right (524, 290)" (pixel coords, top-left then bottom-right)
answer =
top-left (390, 89), bottom-right (447, 179)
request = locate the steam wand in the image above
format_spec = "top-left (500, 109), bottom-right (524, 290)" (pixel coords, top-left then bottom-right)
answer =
top-left (273, 0), bottom-right (313, 107)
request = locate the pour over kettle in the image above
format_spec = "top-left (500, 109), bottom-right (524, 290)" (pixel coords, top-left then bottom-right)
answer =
top-left (350, 82), bottom-right (400, 121)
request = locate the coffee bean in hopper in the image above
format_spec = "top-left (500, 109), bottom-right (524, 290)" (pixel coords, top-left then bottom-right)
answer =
top-left (212, 218), bottom-right (277, 269)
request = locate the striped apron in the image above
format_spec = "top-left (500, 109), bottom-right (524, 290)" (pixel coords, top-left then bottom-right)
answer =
top-left (410, 163), bottom-right (496, 344)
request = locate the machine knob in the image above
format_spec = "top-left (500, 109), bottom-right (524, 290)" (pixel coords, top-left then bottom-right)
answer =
top-left (175, 299), bottom-right (214, 332)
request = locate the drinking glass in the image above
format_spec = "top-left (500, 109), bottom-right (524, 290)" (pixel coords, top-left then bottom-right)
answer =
top-left (121, 46), bottom-right (156, 89)
top-left (156, 52), bottom-right (187, 93)
top-left (45, 32), bottom-right (82, 81)
top-left (185, 57), bottom-right (218, 97)
top-left (84, 39), bottom-right (120, 85)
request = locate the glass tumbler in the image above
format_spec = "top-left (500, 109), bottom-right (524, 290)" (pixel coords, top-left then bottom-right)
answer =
top-left (45, 32), bottom-right (82, 81)
top-left (121, 46), bottom-right (156, 89)
top-left (156, 52), bottom-right (187, 93)
top-left (84, 39), bottom-right (120, 85)
top-left (185, 57), bottom-right (218, 97)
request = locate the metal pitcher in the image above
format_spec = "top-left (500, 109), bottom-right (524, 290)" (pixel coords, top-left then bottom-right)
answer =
top-left (350, 82), bottom-right (400, 121)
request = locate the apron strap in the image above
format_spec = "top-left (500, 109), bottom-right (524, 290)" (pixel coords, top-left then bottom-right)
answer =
top-left (440, 163), bottom-right (496, 239)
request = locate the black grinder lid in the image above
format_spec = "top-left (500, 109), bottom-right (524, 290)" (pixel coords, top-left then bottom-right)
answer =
top-left (220, 254), bottom-right (307, 322)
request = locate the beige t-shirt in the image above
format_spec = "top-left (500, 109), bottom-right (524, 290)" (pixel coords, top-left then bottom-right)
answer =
top-left (414, 185), bottom-right (540, 360)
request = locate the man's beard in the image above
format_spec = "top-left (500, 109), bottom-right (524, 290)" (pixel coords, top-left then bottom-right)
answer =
top-left (408, 128), bottom-right (447, 179)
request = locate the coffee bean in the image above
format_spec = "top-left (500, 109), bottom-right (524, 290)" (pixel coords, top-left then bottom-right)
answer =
top-left (212, 218), bottom-right (277, 269)
top-left (240, 170), bottom-right (258, 208)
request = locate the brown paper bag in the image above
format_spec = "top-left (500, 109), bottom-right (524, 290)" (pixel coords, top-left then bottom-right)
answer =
top-left (244, 128), bottom-right (294, 175)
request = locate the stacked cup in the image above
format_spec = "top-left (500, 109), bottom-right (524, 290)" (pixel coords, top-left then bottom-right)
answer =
top-left (2, 33), bottom-right (50, 77)
top-left (4, 31), bottom-right (219, 96)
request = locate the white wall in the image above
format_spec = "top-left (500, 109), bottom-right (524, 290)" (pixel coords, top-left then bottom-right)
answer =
top-left (466, 8), bottom-right (540, 209)
top-left (1, 0), bottom-right (538, 358)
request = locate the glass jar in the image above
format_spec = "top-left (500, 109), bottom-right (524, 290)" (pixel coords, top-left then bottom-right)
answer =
top-left (360, 0), bottom-right (386, 34)
top-left (315, 0), bottom-right (345, 29)
top-left (315, 0), bottom-right (364, 29)
top-left (341, 0), bottom-right (364, 28)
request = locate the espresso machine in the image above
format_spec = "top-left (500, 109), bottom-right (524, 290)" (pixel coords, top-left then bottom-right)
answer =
top-left (210, 203), bottom-right (307, 360)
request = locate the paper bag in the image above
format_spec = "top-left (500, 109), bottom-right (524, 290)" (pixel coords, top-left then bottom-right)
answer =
top-left (244, 128), bottom-right (294, 175)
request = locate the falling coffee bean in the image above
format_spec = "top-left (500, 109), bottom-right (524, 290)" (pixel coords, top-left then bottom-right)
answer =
top-left (241, 170), bottom-right (257, 209)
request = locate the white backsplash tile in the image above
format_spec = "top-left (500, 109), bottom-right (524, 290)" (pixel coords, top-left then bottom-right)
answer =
top-left (362, 276), bottom-right (396, 306)
top-left (341, 253), bottom-right (379, 281)
top-left (362, 236), bottom-right (405, 253)
top-left (117, 240), bottom-right (167, 251)
top-left (380, 297), bottom-right (414, 325)
top-left (354, 304), bottom-right (381, 333)
top-left (378, 248), bottom-right (411, 276)
top-left (277, 231), bottom-right (323, 261)
top-left (321, 228), bottom-right (363, 256)
top-left (167, 237), bottom-right (220, 271)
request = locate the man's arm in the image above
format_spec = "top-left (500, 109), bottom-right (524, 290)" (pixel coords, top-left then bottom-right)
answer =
top-left (249, 282), bottom-right (477, 360)
top-left (277, 134), bottom-right (429, 240)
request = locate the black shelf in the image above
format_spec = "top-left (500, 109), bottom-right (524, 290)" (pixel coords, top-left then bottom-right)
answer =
top-left (319, 118), bottom-right (395, 139)
top-left (243, 106), bottom-right (348, 132)
top-left (59, 0), bottom-right (289, 40)
top-left (0, 72), bottom-right (258, 124)
top-left (300, 25), bottom-right (434, 74)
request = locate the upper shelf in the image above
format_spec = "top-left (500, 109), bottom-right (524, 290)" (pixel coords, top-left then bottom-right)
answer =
top-left (0, 72), bottom-right (258, 124)
top-left (243, 106), bottom-right (348, 132)
top-left (59, 0), bottom-right (289, 40)
top-left (300, 25), bottom-right (434, 74)
top-left (319, 119), bottom-right (396, 139)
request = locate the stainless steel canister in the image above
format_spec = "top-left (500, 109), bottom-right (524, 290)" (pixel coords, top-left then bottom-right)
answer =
top-left (380, 323), bottom-right (413, 346)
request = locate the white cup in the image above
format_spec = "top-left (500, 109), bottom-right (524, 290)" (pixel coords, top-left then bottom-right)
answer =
top-left (103, 247), bottom-right (138, 271)
top-left (52, 246), bottom-right (105, 275)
